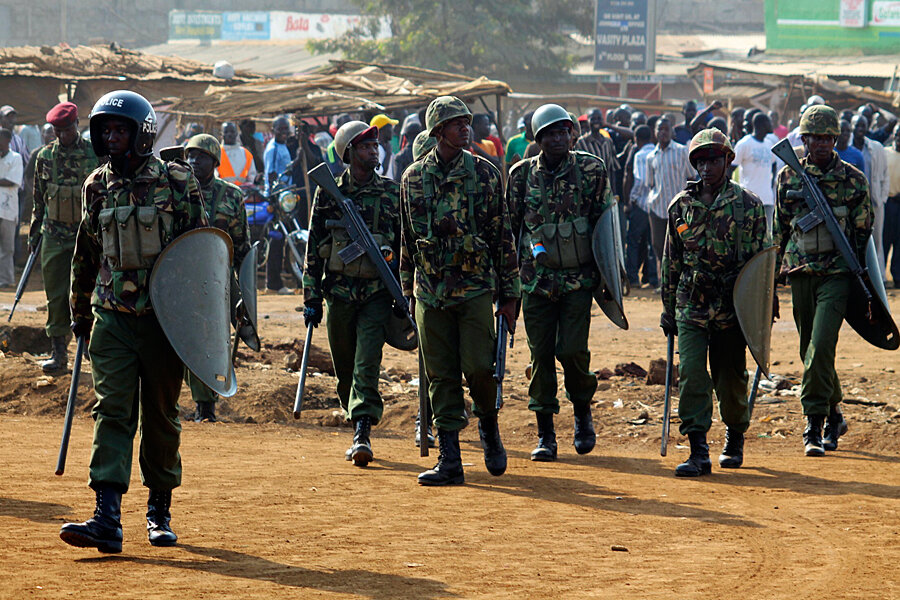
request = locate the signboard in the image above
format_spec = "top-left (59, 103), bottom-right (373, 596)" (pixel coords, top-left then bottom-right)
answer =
top-left (222, 12), bottom-right (270, 41)
top-left (270, 12), bottom-right (390, 41)
top-left (169, 11), bottom-right (222, 40)
top-left (594, 0), bottom-right (656, 72)
top-left (872, 1), bottom-right (900, 26)
top-left (839, 0), bottom-right (867, 27)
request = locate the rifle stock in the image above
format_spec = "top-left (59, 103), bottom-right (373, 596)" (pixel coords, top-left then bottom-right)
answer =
top-left (8, 235), bottom-right (42, 322)
top-left (293, 325), bottom-right (314, 418)
top-left (56, 336), bottom-right (85, 476)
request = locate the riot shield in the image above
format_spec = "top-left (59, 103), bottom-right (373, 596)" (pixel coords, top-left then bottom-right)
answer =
top-left (150, 228), bottom-right (237, 397)
top-left (385, 309), bottom-right (418, 351)
top-left (237, 242), bottom-right (261, 351)
top-left (845, 237), bottom-right (900, 350)
top-left (591, 204), bottom-right (628, 330)
top-left (733, 246), bottom-right (777, 377)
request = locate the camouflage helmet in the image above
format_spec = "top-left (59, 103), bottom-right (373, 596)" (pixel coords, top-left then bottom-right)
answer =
top-left (334, 120), bottom-right (375, 162)
top-left (185, 133), bottom-right (221, 166)
top-left (531, 103), bottom-right (573, 141)
top-left (425, 96), bottom-right (472, 137)
top-left (688, 128), bottom-right (734, 167)
top-left (799, 105), bottom-right (840, 137)
top-left (412, 130), bottom-right (437, 161)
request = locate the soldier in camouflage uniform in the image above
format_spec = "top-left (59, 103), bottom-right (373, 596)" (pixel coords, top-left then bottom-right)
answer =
top-left (507, 103), bottom-right (613, 462)
top-left (59, 91), bottom-right (208, 553)
top-left (660, 129), bottom-right (769, 476)
top-left (412, 130), bottom-right (436, 162)
top-left (774, 105), bottom-right (872, 456)
top-left (400, 96), bottom-right (521, 486)
top-left (29, 102), bottom-right (100, 372)
top-left (302, 121), bottom-right (400, 467)
top-left (184, 133), bottom-right (251, 423)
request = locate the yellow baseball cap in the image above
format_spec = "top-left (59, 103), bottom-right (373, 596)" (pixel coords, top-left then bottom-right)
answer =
top-left (370, 114), bottom-right (399, 129)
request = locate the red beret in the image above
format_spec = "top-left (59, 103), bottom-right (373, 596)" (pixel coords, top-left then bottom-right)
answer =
top-left (46, 102), bottom-right (78, 128)
top-left (350, 125), bottom-right (378, 147)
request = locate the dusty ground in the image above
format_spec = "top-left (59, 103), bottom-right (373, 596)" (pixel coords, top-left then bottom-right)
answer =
top-left (1, 273), bottom-right (899, 599)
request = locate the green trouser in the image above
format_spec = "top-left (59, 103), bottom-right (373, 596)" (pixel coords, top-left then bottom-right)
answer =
top-left (325, 292), bottom-right (391, 423)
top-left (789, 273), bottom-right (850, 416)
top-left (416, 292), bottom-right (497, 432)
top-left (40, 235), bottom-right (75, 338)
top-left (677, 322), bottom-right (749, 435)
top-left (184, 368), bottom-right (217, 405)
top-left (88, 308), bottom-right (184, 493)
top-left (523, 289), bottom-right (597, 414)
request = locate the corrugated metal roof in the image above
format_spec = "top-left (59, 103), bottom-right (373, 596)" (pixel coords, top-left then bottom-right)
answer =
top-left (139, 41), bottom-right (337, 77)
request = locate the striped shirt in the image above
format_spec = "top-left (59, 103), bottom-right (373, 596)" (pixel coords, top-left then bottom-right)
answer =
top-left (630, 142), bottom-right (655, 212)
top-left (646, 141), bottom-right (694, 218)
top-left (575, 132), bottom-right (620, 174)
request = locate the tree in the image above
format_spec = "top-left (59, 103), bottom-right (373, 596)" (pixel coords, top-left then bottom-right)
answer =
top-left (309, 0), bottom-right (594, 78)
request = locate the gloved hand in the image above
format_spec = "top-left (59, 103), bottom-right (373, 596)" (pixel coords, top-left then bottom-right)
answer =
top-left (496, 298), bottom-right (520, 334)
top-left (303, 298), bottom-right (323, 328)
top-left (659, 311), bottom-right (677, 337)
top-left (71, 319), bottom-right (93, 342)
top-left (772, 290), bottom-right (780, 322)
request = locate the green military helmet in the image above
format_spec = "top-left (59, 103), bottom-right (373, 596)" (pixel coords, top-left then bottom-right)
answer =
top-left (334, 120), bottom-right (374, 162)
top-left (185, 133), bottom-right (221, 166)
top-left (688, 128), bottom-right (734, 167)
top-left (799, 104), bottom-right (840, 137)
top-left (412, 130), bottom-right (437, 161)
top-left (425, 96), bottom-right (472, 137)
top-left (531, 103), bottom-right (573, 141)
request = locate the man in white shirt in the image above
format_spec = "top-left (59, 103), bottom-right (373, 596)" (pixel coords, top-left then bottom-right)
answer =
top-left (218, 121), bottom-right (257, 185)
top-left (851, 114), bottom-right (890, 273)
top-left (0, 129), bottom-right (23, 286)
top-left (732, 112), bottom-right (778, 232)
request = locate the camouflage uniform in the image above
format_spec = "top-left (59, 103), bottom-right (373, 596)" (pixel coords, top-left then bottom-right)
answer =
top-left (662, 178), bottom-right (769, 434)
top-left (30, 136), bottom-right (99, 338)
top-left (302, 168), bottom-right (400, 423)
top-left (775, 144), bottom-right (872, 418)
top-left (71, 156), bottom-right (207, 493)
top-left (508, 150), bottom-right (613, 415)
top-left (399, 147), bottom-right (520, 431)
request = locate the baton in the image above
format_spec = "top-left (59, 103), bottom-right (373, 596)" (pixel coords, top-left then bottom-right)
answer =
top-left (418, 347), bottom-right (430, 457)
top-left (747, 366), bottom-right (762, 419)
top-left (8, 236), bottom-right (41, 322)
top-left (292, 325), bottom-right (314, 418)
top-left (661, 333), bottom-right (674, 457)
top-left (55, 336), bottom-right (85, 476)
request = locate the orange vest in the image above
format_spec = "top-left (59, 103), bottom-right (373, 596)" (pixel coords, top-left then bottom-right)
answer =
top-left (219, 146), bottom-right (253, 182)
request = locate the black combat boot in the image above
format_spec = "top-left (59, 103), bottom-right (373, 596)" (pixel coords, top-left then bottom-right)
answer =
top-left (675, 432), bottom-right (712, 477)
top-left (823, 405), bottom-right (848, 451)
top-left (573, 404), bottom-right (596, 455)
top-left (478, 414), bottom-right (507, 476)
top-left (147, 489), bottom-right (178, 547)
top-left (530, 412), bottom-right (557, 462)
top-left (418, 428), bottom-right (464, 486)
top-left (803, 415), bottom-right (826, 456)
top-left (415, 410), bottom-right (436, 448)
top-left (351, 416), bottom-right (374, 467)
top-left (195, 401), bottom-right (216, 423)
top-left (59, 486), bottom-right (123, 553)
top-left (40, 336), bottom-right (69, 372)
top-left (718, 428), bottom-right (744, 468)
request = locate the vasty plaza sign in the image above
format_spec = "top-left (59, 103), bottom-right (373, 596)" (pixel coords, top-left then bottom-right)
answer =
top-left (593, 0), bottom-right (657, 72)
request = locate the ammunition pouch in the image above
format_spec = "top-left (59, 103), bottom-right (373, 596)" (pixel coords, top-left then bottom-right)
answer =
top-left (791, 205), bottom-right (849, 254)
top-left (325, 226), bottom-right (383, 279)
top-left (414, 234), bottom-right (488, 276)
top-left (531, 216), bottom-right (592, 269)
top-left (44, 182), bottom-right (82, 224)
top-left (99, 205), bottom-right (172, 271)
top-left (682, 269), bottom-right (738, 307)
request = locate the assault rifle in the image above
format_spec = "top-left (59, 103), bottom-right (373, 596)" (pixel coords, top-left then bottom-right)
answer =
top-left (8, 235), bottom-right (41, 322)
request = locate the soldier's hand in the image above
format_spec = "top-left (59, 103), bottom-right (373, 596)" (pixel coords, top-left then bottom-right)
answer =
top-left (303, 299), bottom-right (323, 328)
top-left (772, 291), bottom-right (780, 322)
top-left (496, 299), bottom-right (519, 334)
top-left (659, 311), bottom-right (677, 337)
top-left (71, 319), bottom-right (93, 342)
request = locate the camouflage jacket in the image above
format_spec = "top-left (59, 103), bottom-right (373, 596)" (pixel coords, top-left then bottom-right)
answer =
top-left (70, 156), bottom-right (208, 322)
top-left (508, 150), bottom-right (613, 299)
top-left (400, 148), bottom-right (520, 308)
top-left (662, 179), bottom-right (769, 330)
top-left (774, 152), bottom-right (872, 277)
top-left (200, 176), bottom-right (250, 268)
top-left (31, 137), bottom-right (100, 243)
top-left (302, 168), bottom-right (400, 304)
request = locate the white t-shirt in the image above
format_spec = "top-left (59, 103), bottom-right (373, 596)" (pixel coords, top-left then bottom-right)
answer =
top-left (732, 135), bottom-right (776, 206)
top-left (0, 149), bottom-right (23, 221)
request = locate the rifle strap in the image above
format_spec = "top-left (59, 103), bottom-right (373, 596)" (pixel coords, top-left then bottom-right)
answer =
top-left (733, 183), bottom-right (744, 262)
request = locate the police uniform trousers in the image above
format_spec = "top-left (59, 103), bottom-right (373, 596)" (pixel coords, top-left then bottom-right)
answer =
top-left (676, 321), bottom-right (750, 435)
top-left (184, 368), bottom-right (216, 405)
top-left (789, 272), bottom-right (850, 416)
top-left (41, 236), bottom-right (76, 337)
top-left (523, 288), bottom-right (597, 414)
top-left (326, 291), bottom-right (391, 423)
top-left (88, 307), bottom-right (183, 493)
top-left (416, 292), bottom-right (497, 432)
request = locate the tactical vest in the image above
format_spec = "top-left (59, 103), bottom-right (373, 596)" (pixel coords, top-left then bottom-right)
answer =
top-left (43, 147), bottom-right (86, 225)
top-left (320, 184), bottom-right (387, 279)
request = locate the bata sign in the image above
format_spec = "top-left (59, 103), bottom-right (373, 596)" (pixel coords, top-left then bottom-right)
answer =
top-left (270, 12), bottom-right (390, 40)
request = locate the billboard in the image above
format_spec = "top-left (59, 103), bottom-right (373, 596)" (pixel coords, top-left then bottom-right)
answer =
top-left (169, 11), bottom-right (222, 40)
top-left (168, 10), bottom-right (389, 42)
top-left (222, 12), bottom-right (270, 41)
top-left (593, 0), bottom-right (657, 72)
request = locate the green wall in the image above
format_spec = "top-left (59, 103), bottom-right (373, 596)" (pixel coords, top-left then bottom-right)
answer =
top-left (766, 0), bottom-right (900, 51)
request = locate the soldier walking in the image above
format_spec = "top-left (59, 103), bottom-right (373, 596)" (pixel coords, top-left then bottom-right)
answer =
top-left (59, 90), bottom-right (208, 553)
top-left (29, 102), bottom-right (99, 372)
top-left (400, 96), bottom-right (520, 485)
top-left (184, 133), bottom-right (251, 422)
top-left (302, 121), bottom-right (400, 467)
top-left (660, 129), bottom-right (769, 476)
top-left (507, 103), bottom-right (611, 461)
top-left (774, 105), bottom-right (872, 456)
